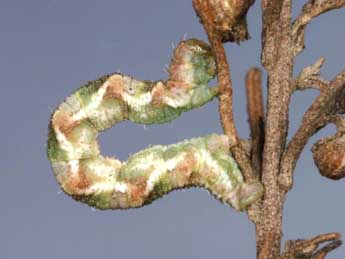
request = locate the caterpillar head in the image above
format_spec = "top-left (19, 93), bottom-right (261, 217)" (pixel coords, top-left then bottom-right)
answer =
top-left (169, 39), bottom-right (216, 87)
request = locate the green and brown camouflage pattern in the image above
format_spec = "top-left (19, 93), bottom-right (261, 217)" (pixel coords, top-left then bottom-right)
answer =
top-left (47, 39), bottom-right (263, 211)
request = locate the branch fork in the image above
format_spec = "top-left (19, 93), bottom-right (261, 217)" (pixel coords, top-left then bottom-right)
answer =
top-left (293, 57), bottom-right (329, 91)
top-left (292, 0), bottom-right (345, 56)
top-left (280, 69), bottom-right (345, 190)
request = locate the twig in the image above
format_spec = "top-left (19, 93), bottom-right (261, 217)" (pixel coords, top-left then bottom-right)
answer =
top-left (261, 0), bottom-right (288, 70)
top-left (280, 70), bottom-right (345, 191)
top-left (312, 240), bottom-right (342, 259)
top-left (192, 0), bottom-right (257, 183)
top-left (280, 233), bottom-right (341, 259)
top-left (193, 0), bottom-right (236, 136)
top-left (292, 0), bottom-right (345, 56)
top-left (245, 68), bottom-right (265, 174)
top-left (293, 57), bottom-right (329, 91)
top-left (257, 1), bottom-right (293, 258)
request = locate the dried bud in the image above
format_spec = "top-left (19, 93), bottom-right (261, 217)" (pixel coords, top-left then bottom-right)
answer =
top-left (312, 135), bottom-right (345, 180)
top-left (209, 0), bottom-right (255, 43)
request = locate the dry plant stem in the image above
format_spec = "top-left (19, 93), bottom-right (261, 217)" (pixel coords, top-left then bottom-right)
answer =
top-left (258, 0), bottom-right (293, 258)
top-left (280, 70), bottom-right (345, 191)
top-left (194, 0), bottom-right (344, 258)
top-left (192, 0), bottom-right (257, 184)
top-left (292, 0), bottom-right (345, 56)
top-left (292, 57), bottom-right (329, 91)
top-left (246, 68), bottom-right (265, 174)
top-left (312, 240), bottom-right (343, 259)
top-left (280, 233), bottom-right (342, 259)
top-left (193, 0), bottom-right (236, 137)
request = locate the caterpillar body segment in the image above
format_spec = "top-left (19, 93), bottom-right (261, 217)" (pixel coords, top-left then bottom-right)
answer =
top-left (47, 39), bottom-right (263, 211)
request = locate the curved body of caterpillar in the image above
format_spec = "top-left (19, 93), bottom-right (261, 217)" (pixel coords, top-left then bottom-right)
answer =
top-left (47, 39), bottom-right (263, 211)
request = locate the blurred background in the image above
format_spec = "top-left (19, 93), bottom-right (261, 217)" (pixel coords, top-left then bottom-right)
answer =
top-left (1, 0), bottom-right (344, 258)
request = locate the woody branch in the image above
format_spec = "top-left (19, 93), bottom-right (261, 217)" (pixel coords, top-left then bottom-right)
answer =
top-left (192, 0), bottom-right (345, 258)
top-left (280, 233), bottom-right (342, 259)
top-left (280, 69), bottom-right (345, 190)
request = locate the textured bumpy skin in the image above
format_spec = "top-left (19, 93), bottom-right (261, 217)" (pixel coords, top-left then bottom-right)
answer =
top-left (47, 39), bottom-right (263, 211)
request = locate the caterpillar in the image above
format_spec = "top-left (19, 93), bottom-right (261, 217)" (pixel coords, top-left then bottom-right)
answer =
top-left (47, 39), bottom-right (263, 211)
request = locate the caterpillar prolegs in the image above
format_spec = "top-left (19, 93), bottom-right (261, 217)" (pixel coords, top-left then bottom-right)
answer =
top-left (47, 39), bottom-right (263, 211)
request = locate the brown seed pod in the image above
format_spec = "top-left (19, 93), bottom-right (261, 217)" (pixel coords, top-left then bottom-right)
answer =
top-left (208, 0), bottom-right (255, 43)
top-left (312, 135), bottom-right (345, 180)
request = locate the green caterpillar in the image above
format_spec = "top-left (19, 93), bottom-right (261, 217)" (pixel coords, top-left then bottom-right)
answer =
top-left (47, 39), bottom-right (263, 211)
